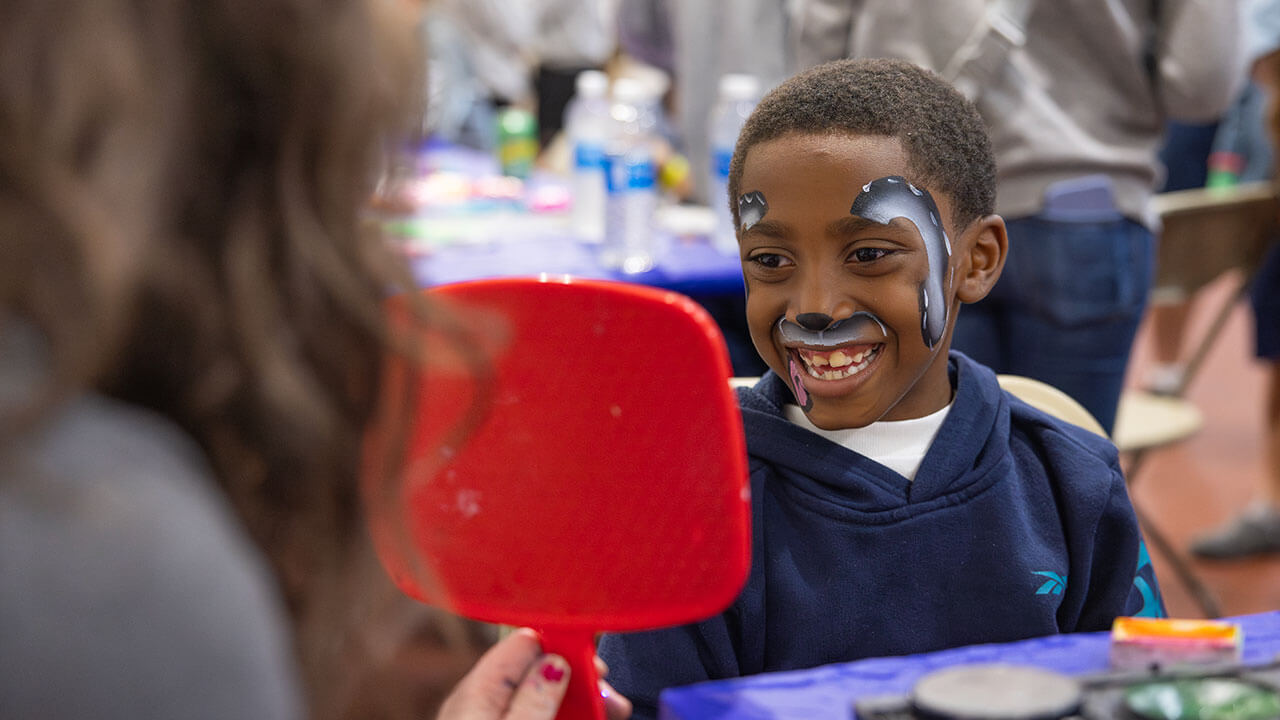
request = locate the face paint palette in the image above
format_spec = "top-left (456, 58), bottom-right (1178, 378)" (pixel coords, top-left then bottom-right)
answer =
top-left (1123, 677), bottom-right (1280, 720)
top-left (362, 276), bottom-right (751, 720)
top-left (853, 659), bottom-right (1280, 720)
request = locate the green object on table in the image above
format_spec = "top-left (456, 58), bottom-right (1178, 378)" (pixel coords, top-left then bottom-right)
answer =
top-left (1124, 677), bottom-right (1280, 720)
top-left (497, 107), bottom-right (538, 179)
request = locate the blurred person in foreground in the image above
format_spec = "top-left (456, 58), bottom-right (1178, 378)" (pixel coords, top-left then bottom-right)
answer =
top-left (0, 1), bottom-right (630, 719)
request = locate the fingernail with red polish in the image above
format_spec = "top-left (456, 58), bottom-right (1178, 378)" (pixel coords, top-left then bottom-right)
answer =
top-left (541, 661), bottom-right (566, 683)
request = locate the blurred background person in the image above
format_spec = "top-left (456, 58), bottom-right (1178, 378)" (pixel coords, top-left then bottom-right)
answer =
top-left (1144, 81), bottom-right (1276, 396)
top-left (1143, 118), bottom-right (1222, 396)
top-left (1191, 0), bottom-right (1280, 559)
top-left (790, 0), bottom-right (1247, 434)
top-left (430, 0), bottom-right (618, 149)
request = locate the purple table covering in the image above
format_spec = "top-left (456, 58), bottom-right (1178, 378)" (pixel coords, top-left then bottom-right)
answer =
top-left (658, 611), bottom-right (1280, 719)
top-left (407, 234), bottom-right (743, 296)
top-left (396, 138), bottom-right (746, 295)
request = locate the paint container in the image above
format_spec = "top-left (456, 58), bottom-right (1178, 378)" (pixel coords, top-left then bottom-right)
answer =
top-left (1123, 677), bottom-right (1280, 720)
top-left (1110, 617), bottom-right (1242, 670)
top-left (908, 664), bottom-right (1083, 719)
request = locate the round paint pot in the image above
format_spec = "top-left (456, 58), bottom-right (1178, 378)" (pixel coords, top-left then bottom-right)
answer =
top-left (910, 663), bottom-right (1083, 719)
top-left (1123, 677), bottom-right (1280, 720)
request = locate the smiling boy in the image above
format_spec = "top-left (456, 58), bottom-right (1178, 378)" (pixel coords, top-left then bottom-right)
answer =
top-left (597, 58), bottom-right (1163, 720)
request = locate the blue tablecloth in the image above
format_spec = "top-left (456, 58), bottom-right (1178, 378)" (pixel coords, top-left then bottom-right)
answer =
top-left (658, 611), bottom-right (1280, 720)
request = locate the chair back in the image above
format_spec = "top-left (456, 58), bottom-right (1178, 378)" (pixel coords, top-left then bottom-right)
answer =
top-left (1151, 181), bottom-right (1279, 299)
top-left (996, 374), bottom-right (1109, 440)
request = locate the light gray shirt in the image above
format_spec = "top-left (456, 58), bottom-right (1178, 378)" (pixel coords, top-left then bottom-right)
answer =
top-left (0, 330), bottom-right (303, 719)
top-left (790, 0), bottom-right (1249, 226)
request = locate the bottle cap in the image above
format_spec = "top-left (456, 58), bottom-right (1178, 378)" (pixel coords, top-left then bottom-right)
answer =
top-left (718, 74), bottom-right (761, 101)
top-left (612, 77), bottom-right (649, 105)
top-left (575, 70), bottom-right (608, 99)
top-left (1206, 150), bottom-right (1244, 174)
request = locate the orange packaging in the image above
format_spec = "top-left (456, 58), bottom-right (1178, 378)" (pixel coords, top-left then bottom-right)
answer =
top-left (1109, 617), bottom-right (1242, 669)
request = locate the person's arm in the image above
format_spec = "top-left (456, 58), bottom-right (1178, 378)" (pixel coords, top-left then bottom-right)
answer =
top-left (1154, 0), bottom-right (1250, 123)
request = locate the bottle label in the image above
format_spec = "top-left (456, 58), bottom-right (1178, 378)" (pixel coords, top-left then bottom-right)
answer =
top-left (574, 142), bottom-right (607, 171)
top-left (713, 147), bottom-right (734, 179)
top-left (607, 155), bottom-right (656, 193)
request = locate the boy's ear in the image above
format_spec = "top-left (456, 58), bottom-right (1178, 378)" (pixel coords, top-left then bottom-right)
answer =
top-left (955, 214), bottom-right (1007, 303)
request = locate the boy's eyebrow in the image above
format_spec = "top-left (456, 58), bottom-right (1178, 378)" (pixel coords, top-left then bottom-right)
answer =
top-left (827, 215), bottom-right (915, 236)
top-left (740, 218), bottom-right (788, 238)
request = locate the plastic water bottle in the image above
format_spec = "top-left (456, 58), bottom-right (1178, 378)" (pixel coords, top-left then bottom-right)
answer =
top-left (708, 74), bottom-right (761, 254)
top-left (564, 70), bottom-right (610, 242)
top-left (602, 78), bottom-right (658, 274)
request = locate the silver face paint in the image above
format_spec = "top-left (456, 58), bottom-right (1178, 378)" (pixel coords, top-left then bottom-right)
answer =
top-left (848, 176), bottom-right (951, 348)
top-left (775, 312), bottom-right (888, 349)
top-left (738, 191), bottom-right (768, 232)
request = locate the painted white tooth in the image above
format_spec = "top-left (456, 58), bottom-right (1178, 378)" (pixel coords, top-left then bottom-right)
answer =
top-left (829, 351), bottom-right (851, 367)
top-left (824, 370), bottom-right (839, 380)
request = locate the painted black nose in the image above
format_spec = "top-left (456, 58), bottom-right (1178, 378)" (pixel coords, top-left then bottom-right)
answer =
top-left (795, 313), bottom-right (833, 331)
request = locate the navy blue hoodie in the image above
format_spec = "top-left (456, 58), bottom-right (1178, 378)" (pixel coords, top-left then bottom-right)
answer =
top-left (598, 352), bottom-right (1163, 720)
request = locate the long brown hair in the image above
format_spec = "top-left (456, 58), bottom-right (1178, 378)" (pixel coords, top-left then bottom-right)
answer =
top-left (0, 0), bottom-right (475, 716)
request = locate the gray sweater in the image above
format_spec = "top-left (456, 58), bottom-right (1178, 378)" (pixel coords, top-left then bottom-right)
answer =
top-left (0, 331), bottom-right (303, 719)
top-left (790, 0), bottom-right (1248, 226)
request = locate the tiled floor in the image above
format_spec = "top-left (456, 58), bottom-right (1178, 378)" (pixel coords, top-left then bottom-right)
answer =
top-left (1123, 271), bottom-right (1280, 618)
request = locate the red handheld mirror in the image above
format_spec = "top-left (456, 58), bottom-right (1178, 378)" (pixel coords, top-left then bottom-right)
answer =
top-left (362, 276), bottom-right (751, 720)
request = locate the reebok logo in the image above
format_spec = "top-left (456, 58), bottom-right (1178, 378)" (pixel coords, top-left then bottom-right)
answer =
top-left (1032, 571), bottom-right (1067, 595)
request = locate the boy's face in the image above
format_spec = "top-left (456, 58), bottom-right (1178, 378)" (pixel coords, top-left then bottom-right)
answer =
top-left (737, 132), bottom-right (976, 430)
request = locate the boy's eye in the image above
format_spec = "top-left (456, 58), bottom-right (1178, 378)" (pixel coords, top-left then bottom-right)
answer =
top-left (849, 247), bottom-right (892, 263)
top-left (748, 253), bottom-right (791, 269)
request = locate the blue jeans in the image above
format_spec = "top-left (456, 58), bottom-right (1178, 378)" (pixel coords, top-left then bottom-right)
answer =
top-left (1251, 243), bottom-right (1280, 359)
top-left (951, 216), bottom-right (1155, 434)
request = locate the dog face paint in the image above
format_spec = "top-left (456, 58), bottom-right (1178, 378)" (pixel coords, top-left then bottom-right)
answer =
top-left (737, 133), bottom-right (959, 428)
top-left (777, 313), bottom-right (890, 412)
top-left (738, 191), bottom-right (769, 232)
top-left (777, 312), bottom-right (889, 348)
top-left (849, 176), bottom-right (951, 349)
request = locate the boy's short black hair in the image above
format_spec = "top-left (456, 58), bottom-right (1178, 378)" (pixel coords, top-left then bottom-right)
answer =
top-left (729, 58), bottom-right (996, 230)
